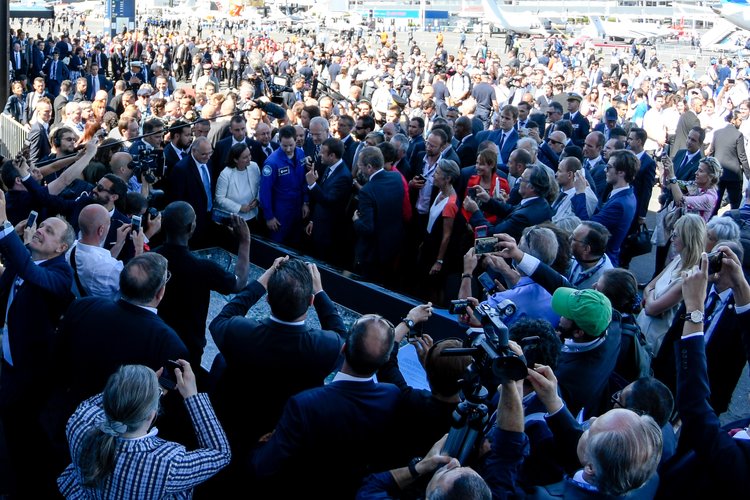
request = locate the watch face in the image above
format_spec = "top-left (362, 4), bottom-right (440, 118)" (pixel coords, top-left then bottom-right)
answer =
top-left (689, 311), bottom-right (703, 322)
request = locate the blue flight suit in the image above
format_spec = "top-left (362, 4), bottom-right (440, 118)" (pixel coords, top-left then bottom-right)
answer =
top-left (259, 147), bottom-right (308, 244)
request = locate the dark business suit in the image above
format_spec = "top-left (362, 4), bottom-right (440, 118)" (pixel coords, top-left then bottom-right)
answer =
top-left (251, 377), bottom-right (401, 499)
top-left (537, 142), bottom-right (560, 171)
top-left (341, 135), bottom-right (358, 171)
top-left (162, 142), bottom-right (185, 178)
top-left (10, 51), bottom-right (28, 77)
top-left (26, 122), bottom-right (51, 168)
top-left (571, 187), bottom-right (637, 267)
top-left (584, 156), bottom-right (608, 202)
top-left (563, 111), bottom-right (590, 148)
top-left (672, 334), bottom-right (750, 496)
top-left (43, 59), bottom-right (70, 96)
top-left (3, 95), bottom-right (27, 125)
top-left (712, 124), bottom-right (749, 211)
top-left (456, 134), bottom-right (479, 168)
top-left (170, 154), bottom-right (212, 247)
top-left (30, 45), bottom-right (45, 79)
top-left (632, 152), bottom-right (656, 220)
top-left (88, 52), bottom-right (108, 75)
top-left (469, 196), bottom-right (553, 242)
top-left (25, 90), bottom-right (53, 123)
top-left (208, 281), bottom-right (346, 482)
top-left (353, 169), bottom-right (405, 282)
top-left (406, 135), bottom-right (426, 169)
top-left (249, 139), bottom-right (280, 168)
top-left (496, 128), bottom-right (519, 168)
top-left (85, 73), bottom-right (113, 100)
top-left (308, 161), bottom-right (352, 265)
top-left (672, 110), bottom-right (700, 159)
top-left (0, 231), bottom-right (73, 496)
top-left (672, 149), bottom-right (702, 181)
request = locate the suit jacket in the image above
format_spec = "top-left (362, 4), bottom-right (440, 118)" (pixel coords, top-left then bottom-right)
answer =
top-left (538, 142), bottom-right (560, 171)
top-left (30, 46), bottom-right (45, 78)
top-left (672, 149), bottom-right (702, 181)
top-left (354, 170), bottom-right (405, 272)
top-left (209, 281), bottom-right (346, 455)
top-left (496, 128), bottom-right (519, 167)
top-left (633, 152), bottom-right (656, 219)
top-left (0, 232), bottom-right (73, 407)
top-left (162, 142), bottom-right (185, 177)
top-left (571, 187), bottom-right (637, 267)
top-left (441, 145), bottom-right (461, 167)
top-left (308, 161), bottom-right (352, 262)
top-left (249, 139), bottom-right (280, 168)
top-left (672, 110), bottom-right (700, 159)
top-left (456, 134), bottom-right (479, 168)
top-left (3, 95), bottom-right (27, 125)
top-left (712, 124), bottom-right (750, 180)
top-left (57, 297), bottom-right (188, 405)
top-left (43, 59), bottom-right (70, 91)
top-left (585, 156), bottom-right (608, 202)
top-left (85, 73), bottom-right (113, 100)
top-left (563, 111), bottom-right (590, 148)
top-left (406, 135), bottom-right (426, 168)
top-left (469, 196), bottom-right (553, 242)
top-left (26, 122), bottom-right (51, 168)
top-left (88, 53), bottom-right (108, 75)
top-left (251, 378), bottom-right (401, 499)
top-left (341, 136), bottom-right (358, 171)
top-left (10, 51), bottom-right (28, 76)
top-left (170, 155), bottom-right (211, 245)
top-left (674, 335), bottom-right (750, 495)
top-left (25, 90), bottom-right (53, 123)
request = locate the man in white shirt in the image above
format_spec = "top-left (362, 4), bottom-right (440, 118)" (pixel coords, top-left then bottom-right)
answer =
top-left (553, 157), bottom-right (598, 223)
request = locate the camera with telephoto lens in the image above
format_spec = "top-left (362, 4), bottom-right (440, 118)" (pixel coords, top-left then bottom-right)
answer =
top-left (129, 150), bottom-right (161, 185)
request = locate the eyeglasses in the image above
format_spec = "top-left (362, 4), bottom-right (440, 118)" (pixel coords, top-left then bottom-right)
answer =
top-left (94, 183), bottom-right (114, 194)
top-left (569, 235), bottom-right (587, 245)
top-left (549, 139), bottom-right (564, 146)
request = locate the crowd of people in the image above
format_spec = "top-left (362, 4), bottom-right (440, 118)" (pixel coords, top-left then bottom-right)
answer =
top-left (1, 11), bottom-right (750, 499)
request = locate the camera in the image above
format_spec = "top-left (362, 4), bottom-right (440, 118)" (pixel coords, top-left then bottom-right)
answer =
top-left (449, 299), bottom-right (470, 315)
top-left (211, 209), bottom-right (234, 225)
top-left (129, 150), bottom-right (162, 185)
top-left (468, 186), bottom-right (478, 201)
top-left (474, 236), bottom-right (498, 255)
top-left (707, 250), bottom-right (724, 275)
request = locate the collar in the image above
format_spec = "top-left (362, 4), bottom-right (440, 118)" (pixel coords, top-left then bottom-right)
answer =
top-left (461, 133), bottom-right (473, 143)
top-left (328, 159), bottom-right (343, 172)
top-left (609, 185), bottom-right (629, 197)
top-left (333, 371), bottom-right (376, 383)
top-left (369, 168), bottom-right (385, 180)
top-left (269, 314), bottom-right (305, 326)
top-left (133, 304), bottom-right (158, 315)
top-left (562, 334), bottom-right (606, 352)
top-left (520, 196), bottom-right (539, 206)
top-left (563, 186), bottom-right (576, 196)
top-left (107, 207), bottom-right (115, 218)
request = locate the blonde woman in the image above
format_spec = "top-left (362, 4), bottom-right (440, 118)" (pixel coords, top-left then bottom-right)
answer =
top-left (638, 213), bottom-right (706, 355)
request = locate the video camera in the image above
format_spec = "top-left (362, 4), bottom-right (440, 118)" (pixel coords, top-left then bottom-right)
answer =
top-left (128, 150), bottom-right (162, 185)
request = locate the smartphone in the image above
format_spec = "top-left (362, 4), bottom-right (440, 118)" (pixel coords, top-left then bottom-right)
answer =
top-left (478, 272), bottom-right (498, 294)
top-left (158, 360), bottom-right (182, 391)
top-left (707, 250), bottom-right (724, 275)
top-left (414, 174), bottom-right (425, 182)
top-left (449, 299), bottom-right (469, 315)
top-left (211, 209), bottom-right (233, 225)
top-left (475, 236), bottom-right (498, 255)
top-left (474, 225), bottom-right (488, 238)
top-left (728, 78), bottom-right (736, 85)
top-left (468, 186), bottom-right (478, 201)
top-left (26, 210), bottom-right (38, 228)
top-left (131, 215), bottom-right (142, 234)
top-left (661, 144), bottom-right (670, 158)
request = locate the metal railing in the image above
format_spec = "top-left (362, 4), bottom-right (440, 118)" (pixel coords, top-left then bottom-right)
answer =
top-left (0, 113), bottom-right (27, 160)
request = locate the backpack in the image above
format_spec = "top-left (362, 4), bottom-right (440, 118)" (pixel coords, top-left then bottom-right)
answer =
top-left (619, 312), bottom-right (653, 380)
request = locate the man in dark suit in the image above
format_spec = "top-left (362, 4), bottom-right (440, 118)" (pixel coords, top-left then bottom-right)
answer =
top-left (671, 127), bottom-right (704, 181)
top-left (594, 106), bottom-right (621, 141)
top-left (463, 164), bottom-right (553, 241)
top-left (85, 63), bottom-right (113, 100)
top-left (304, 138), bottom-right (352, 266)
top-left (303, 116), bottom-right (331, 177)
top-left (337, 115), bottom-right (358, 169)
top-left (26, 99), bottom-right (52, 168)
top-left (250, 312), bottom-right (400, 499)
top-left (10, 42), bottom-right (28, 78)
top-left (563, 93), bottom-right (590, 148)
top-left (0, 208), bottom-right (74, 497)
top-left (26, 76), bottom-right (53, 123)
top-left (42, 49), bottom-right (70, 96)
top-left (211, 115), bottom-right (253, 183)
top-left (582, 131), bottom-right (609, 202)
top-left (571, 150), bottom-right (638, 267)
top-left (88, 43), bottom-right (108, 76)
top-left (537, 131), bottom-right (566, 172)
top-left (668, 250), bottom-right (750, 496)
top-left (477, 104), bottom-right (519, 169)
top-left (249, 122), bottom-right (279, 167)
top-left (30, 39), bottom-right (46, 79)
top-left (455, 116), bottom-right (479, 168)
top-left (154, 202), bottom-right (250, 370)
top-left (169, 136), bottom-right (215, 248)
top-left (671, 96), bottom-right (702, 159)
top-left (209, 258), bottom-right (346, 491)
top-left (162, 120), bottom-right (192, 179)
top-left (353, 147), bottom-right (405, 284)
top-left (56, 252), bottom-right (188, 407)
top-left (406, 116), bottom-right (426, 169)
top-left (282, 74), bottom-right (306, 108)
top-left (620, 127), bottom-right (656, 268)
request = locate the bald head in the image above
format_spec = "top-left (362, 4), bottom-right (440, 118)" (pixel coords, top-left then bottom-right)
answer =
top-left (110, 152), bottom-right (133, 177)
top-left (78, 204), bottom-right (111, 244)
top-left (549, 131), bottom-right (567, 153)
top-left (162, 201), bottom-right (196, 240)
top-left (94, 90), bottom-right (109, 102)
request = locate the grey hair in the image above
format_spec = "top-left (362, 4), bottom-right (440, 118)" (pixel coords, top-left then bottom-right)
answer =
top-left (309, 115), bottom-right (330, 131)
top-left (78, 365), bottom-right (160, 486)
top-left (437, 159), bottom-right (460, 184)
top-left (520, 227), bottom-right (558, 265)
top-left (556, 215), bottom-right (582, 234)
top-left (586, 411), bottom-right (662, 496)
top-left (517, 136), bottom-right (539, 153)
top-left (707, 217), bottom-right (740, 243)
top-left (390, 133), bottom-right (409, 154)
top-left (119, 253), bottom-right (169, 305)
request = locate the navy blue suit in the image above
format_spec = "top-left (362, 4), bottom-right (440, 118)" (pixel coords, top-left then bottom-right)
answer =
top-left (26, 122), bottom-right (51, 168)
top-left (251, 378), bottom-right (401, 498)
top-left (456, 134), bottom-right (479, 168)
top-left (170, 154), bottom-right (212, 247)
top-left (308, 161), bottom-right (352, 265)
top-left (469, 196), bottom-right (553, 242)
top-left (674, 335), bottom-right (750, 495)
top-left (479, 128), bottom-right (518, 168)
top-left (563, 111), bottom-right (590, 148)
top-left (537, 142), bottom-right (560, 171)
top-left (3, 95), bottom-right (27, 125)
top-left (672, 149), bottom-right (702, 181)
top-left (633, 152), bottom-right (656, 220)
top-left (406, 135), bottom-right (426, 170)
top-left (43, 58), bottom-right (70, 96)
top-left (585, 156), bottom-right (608, 202)
top-left (341, 136), bottom-right (359, 172)
top-left (571, 187), bottom-right (637, 267)
top-left (353, 169), bottom-right (405, 280)
top-left (85, 73), bottom-right (113, 100)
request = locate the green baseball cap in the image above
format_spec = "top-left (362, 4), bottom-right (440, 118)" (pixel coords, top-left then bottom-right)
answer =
top-left (551, 288), bottom-right (612, 337)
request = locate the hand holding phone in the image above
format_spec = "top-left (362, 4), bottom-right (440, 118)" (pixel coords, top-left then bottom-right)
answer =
top-left (158, 360), bottom-right (183, 391)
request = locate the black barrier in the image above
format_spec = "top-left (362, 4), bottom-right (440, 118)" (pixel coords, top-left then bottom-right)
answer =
top-left (246, 235), bottom-right (466, 342)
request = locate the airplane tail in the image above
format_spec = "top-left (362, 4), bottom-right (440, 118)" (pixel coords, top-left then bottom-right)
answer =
top-left (480, 0), bottom-right (510, 30)
top-left (590, 16), bottom-right (607, 38)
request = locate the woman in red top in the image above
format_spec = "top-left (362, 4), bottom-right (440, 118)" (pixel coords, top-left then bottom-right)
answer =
top-left (461, 148), bottom-right (510, 224)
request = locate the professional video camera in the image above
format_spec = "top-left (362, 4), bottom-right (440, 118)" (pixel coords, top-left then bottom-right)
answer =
top-left (246, 53), bottom-right (293, 100)
top-left (128, 150), bottom-right (162, 185)
top-left (441, 299), bottom-right (528, 463)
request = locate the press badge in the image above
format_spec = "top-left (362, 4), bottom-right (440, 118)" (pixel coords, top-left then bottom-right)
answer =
top-left (279, 167), bottom-right (290, 176)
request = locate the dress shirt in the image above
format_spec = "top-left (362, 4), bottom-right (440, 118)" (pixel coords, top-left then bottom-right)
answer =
top-left (416, 158), bottom-right (439, 214)
top-left (66, 241), bottom-right (124, 300)
top-left (704, 286), bottom-right (733, 342)
top-left (308, 159), bottom-right (342, 189)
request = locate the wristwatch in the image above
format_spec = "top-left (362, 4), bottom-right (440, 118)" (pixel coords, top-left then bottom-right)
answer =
top-left (683, 310), bottom-right (704, 324)
top-left (668, 177), bottom-right (678, 184)
top-left (408, 457), bottom-right (423, 478)
top-left (402, 318), bottom-right (415, 330)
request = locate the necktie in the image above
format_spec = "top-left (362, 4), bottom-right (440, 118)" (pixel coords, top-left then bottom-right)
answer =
top-left (322, 167), bottom-right (332, 183)
top-left (199, 164), bottom-right (212, 211)
top-left (498, 132), bottom-right (505, 151)
top-left (97, 54), bottom-right (101, 68)
top-left (264, 146), bottom-right (272, 157)
top-left (15, 53), bottom-right (20, 70)
top-left (314, 144), bottom-right (321, 163)
top-left (677, 154), bottom-right (689, 175)
top-left (704, 291), bottom-right (721, 325)
top-left (92, 75), bottom-right (99, 94)
top-left (51, 61), bottom-right (57, 80)
top-left (583, 159), bottom-right (590, 171)
top-left (296, 91), bottom-right (302, 101)
top-left (552, 191), bottom-right (567, 212)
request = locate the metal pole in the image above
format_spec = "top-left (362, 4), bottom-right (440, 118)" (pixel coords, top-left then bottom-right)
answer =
top-left (0, 0), bottom-right (10, 104)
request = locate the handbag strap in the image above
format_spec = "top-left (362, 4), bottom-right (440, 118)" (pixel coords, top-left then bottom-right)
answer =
top-left (69, 246), bottom-right (88, 298)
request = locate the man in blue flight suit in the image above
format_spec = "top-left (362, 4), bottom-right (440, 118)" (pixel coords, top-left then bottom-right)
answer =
top-left (260, 125), bottom-right (309, 245)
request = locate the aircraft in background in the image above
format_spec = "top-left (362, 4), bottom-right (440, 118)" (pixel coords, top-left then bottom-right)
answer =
top-left (580, 16), bottom-right (675, 43)
top-left (713, 0), bottom-right (750, 30)
top-left (479, 0), bottom-right (547, 36)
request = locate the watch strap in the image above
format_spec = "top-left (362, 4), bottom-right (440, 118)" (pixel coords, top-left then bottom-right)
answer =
top-left (408, 457), bottom-right (422, 478)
